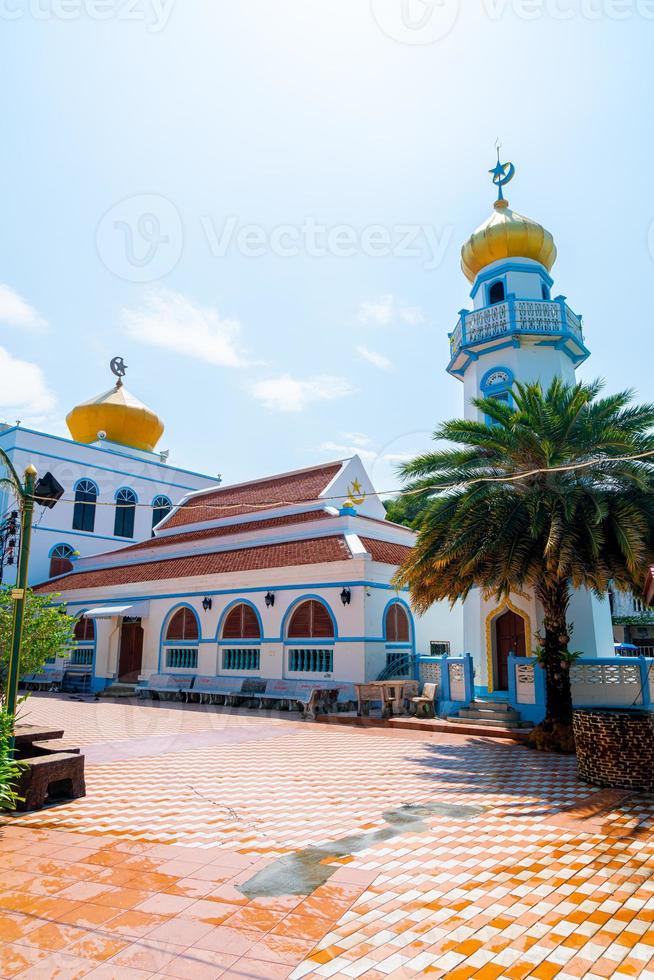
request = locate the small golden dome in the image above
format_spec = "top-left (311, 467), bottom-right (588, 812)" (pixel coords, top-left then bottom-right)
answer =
top-left (461, 199), bottom-right (557, 284)
top-left (66, 382), bottom-right (164, 453)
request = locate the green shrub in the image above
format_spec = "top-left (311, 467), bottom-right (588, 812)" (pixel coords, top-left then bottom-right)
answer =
top-left (0, 710), bottom-right (23, 811)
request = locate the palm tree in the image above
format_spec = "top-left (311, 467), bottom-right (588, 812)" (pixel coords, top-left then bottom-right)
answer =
top-left (394, 379), bottom-right (654, 747)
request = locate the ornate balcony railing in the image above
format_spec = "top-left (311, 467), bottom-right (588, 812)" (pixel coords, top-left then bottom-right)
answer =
top-left (449, 297), bottom-right (584, 358)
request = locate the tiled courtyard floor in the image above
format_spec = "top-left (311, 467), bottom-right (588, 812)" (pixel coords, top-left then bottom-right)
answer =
top-left (1, 696), bottom-right (654, 979)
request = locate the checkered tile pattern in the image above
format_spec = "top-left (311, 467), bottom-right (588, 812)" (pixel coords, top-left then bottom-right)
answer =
top-left (2, 695), bottom-right (654, 979)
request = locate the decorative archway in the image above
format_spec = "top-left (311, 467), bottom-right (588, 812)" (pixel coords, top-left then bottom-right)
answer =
top-left (485, 598), bottom-right (531, 693)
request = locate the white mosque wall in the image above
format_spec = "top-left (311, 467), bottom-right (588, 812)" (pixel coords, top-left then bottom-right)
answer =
top-left (470, 258), bottom-right (552, 309)
top-left (568, 589), bottom-right (614, 659)
top-left (57, 558), bottom-right (465, 689)
top-left (462, 340), bottom-right (576, 422)
top-left (0, 426), bottom-right (216, 585)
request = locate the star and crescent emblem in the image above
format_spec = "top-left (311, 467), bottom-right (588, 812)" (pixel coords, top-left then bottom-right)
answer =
top-left (347, 479), bottom-right (366, 505)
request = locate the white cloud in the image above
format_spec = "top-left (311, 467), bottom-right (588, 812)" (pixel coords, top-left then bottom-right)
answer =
top-left (342, 432), bottom-right (372, 448)
top-left (0, 346), bottom-right (56, 425)
top-left (357, 293), bottom-right (425, 327)
top-left (0, 284), bottom-right (47, 332)
top-left (122, 287), bottom-right (251, 368)
top-left (356, 344), bottom-right (392, 371)
top-left (251, 374), bottom-right (354, 413)
top-left (319, 440), bottom-right (377, 464)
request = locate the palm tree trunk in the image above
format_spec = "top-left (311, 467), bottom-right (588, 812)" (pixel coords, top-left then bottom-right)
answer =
top-left (536, 581), bottom-right (573, 727)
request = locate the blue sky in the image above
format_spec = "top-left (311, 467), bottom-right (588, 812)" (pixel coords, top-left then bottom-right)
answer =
top-left (0, 1), bottom-right (652, 493)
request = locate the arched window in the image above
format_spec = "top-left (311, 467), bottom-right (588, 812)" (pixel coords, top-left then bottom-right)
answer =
top-left (71, 615), bottom-right (95, 666)
top-left (152, 495), bottom-right (172, 532)
top-left (222, 603), bottom-right (261, 640)
top-left (163, 606), bottom-right (199, 670)
top-left (287, 599), bottom-right (334, 639)
top-left (165, 607), bottom-right (199, 641)
top-left (74, 616), bottom-right (95, 642)
top-left (114, 488), bottom-right (137, 539)
top-left (49, 544), bottom-right (74, 578)
top-left (385, 603), bottom-right (410, 642)
top-left (221, 603), bottom-right (261, 672)
top-left (488, 280), bottom-right (505, 305)
top-left (72, 479), bottom-right (98, 533)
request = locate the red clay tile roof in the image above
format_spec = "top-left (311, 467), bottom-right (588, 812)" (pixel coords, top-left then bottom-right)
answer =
top-left (360, 537), bottom-right (413, 565)
top-left (163, 463), bottom-right (343, 528)
top-left (114, 511), bottom-right (332, 555)
top-left (35, 536), bottom-right (354, 594)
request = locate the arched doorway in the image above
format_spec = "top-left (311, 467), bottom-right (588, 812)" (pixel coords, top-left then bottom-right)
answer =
top-left (494, 609), bottom-right (526, 690)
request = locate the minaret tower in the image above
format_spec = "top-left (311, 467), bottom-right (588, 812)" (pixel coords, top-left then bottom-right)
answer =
top-left (448, 157), bottom-right (610, 697)
top-left (448, 155), bottom-right (589, 416)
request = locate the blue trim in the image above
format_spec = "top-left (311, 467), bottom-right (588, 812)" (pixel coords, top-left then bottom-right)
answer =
top-left (4, 445), bottom-right (210, 493)
top-left (70, 608), bottom-right (97, 676)
top-left (0, 425), bottom-right (215, 482)
top-left (50, 580), bottom-right (410, 608)
top-left (35, 525), bottom-right (133, 544)
top-left (381, 597), bottom-right (415, 643)
top-left (115, 487), bottom-right (138, 503)
top-left (151, 494), bottom-right (172, 508)
top-left (479, 366), bottom-right (514, 393)
top-left (281, 594), bottom-right (338, 640)
top-left (74, 477), bottom-right (99, 495)
top-left (48, 542), bottom-right (74, 558)
top-left (158, 603), bottom-right (202, 672)
top-left (469, 260), bottom-right (554, 301)
top-left (216, 598), bottom-right (264, 642)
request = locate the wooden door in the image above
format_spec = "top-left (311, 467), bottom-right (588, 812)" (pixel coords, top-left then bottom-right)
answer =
top-left (118, 621), bottom-right (143, 682)
top-left (494, 610), bottom-right (526, 690)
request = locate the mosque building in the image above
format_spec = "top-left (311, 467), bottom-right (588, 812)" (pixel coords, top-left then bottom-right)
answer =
top-left (0, 361), bottom-right (217, 585)
top-left (33, 159), bottom-right (614, 697)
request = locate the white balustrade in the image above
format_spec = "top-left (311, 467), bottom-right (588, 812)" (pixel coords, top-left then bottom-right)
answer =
top-left (449, 298), bottom-right (583, 358)
top-left (570, 662), bottom-right (643, 706)
top-left (448, 662), bottom-right (466, 701)
top-left (419, 660), bottom-right (441, 694)
top-left (515, 662), bottom-right (536, 704)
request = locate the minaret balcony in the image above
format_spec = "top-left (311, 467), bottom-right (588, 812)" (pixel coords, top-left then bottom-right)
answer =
top-left (447, 295), bottom-right (590, 377)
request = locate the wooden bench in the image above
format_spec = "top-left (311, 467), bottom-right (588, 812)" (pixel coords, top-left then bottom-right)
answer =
top-left (136, 674), bottom-right (189, 700)
top-left (15, 753), bottom-right (85, 812)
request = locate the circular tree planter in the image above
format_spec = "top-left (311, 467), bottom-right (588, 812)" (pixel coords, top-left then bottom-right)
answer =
top-left (573, 708), bottom-right (654, 792)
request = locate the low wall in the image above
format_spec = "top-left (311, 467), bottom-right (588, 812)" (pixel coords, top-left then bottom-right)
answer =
top-left (573, 708), bottom-right (654, 792)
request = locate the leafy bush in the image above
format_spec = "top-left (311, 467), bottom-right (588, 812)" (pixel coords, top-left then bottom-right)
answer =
top-left (0, 710), bottom-right (23, 811)
top-left (0, 588), bottom-right (76, 697)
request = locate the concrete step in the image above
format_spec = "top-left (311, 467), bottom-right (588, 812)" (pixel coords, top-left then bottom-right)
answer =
top-left (447, 714), bottom-right (532, 730)
top-left (458, 707), bottom-right (522, 722)
top-left (470, 699), bottom-right (513, 713)
top-left (98, 684), bottom-right (137, 698)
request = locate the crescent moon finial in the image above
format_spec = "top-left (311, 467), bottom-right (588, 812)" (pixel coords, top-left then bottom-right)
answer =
top-left (488, 148), bottom-right (516, 205)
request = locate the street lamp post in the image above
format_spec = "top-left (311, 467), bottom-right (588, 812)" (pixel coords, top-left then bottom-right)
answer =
top-left (4, 464), bottom-right (37, 744)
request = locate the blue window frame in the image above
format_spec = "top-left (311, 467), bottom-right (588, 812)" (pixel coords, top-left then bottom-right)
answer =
top-left (49, 543), bottom-right (75, 578)
top-left (488, 280), bottom-right (505, 305)
top-left (73, 479), bottom-right (98, 532)
top-left (152, 494), bottom-right (172, 532)
top-left (480, 367), bottom-right (514, 425)
top-left (114, 487), bottom-right (137, 538)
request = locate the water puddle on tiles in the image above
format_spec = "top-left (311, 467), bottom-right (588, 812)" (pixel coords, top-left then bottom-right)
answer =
top-left (238, 801), bottom-right (484, 897)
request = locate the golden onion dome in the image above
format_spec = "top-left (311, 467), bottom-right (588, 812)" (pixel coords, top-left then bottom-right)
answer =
top-left (461, 198), bottom-right (557, 284)
top-left (66, 381), bottom-right (164, 453)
